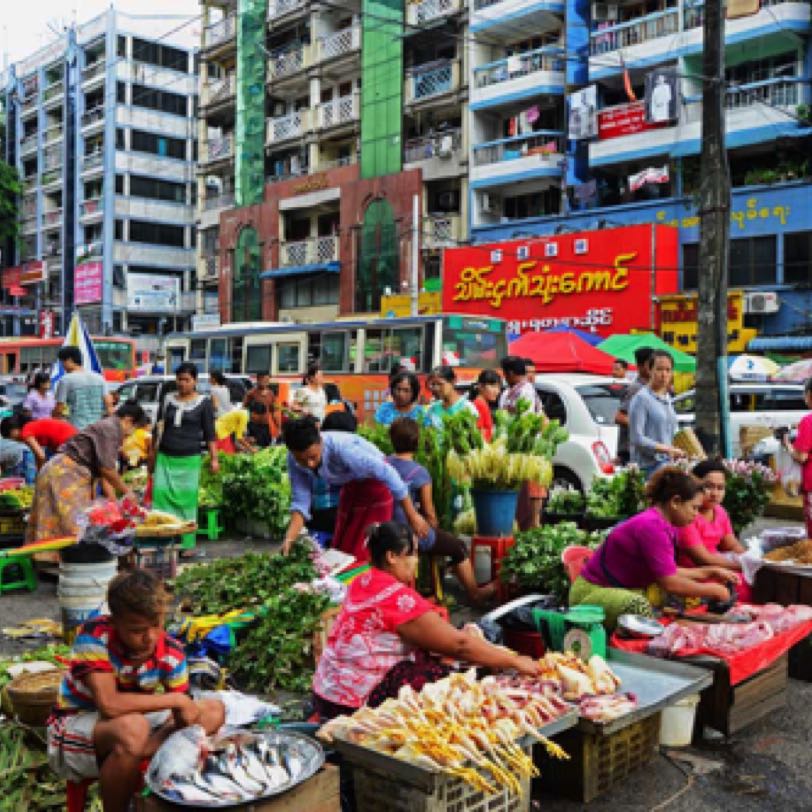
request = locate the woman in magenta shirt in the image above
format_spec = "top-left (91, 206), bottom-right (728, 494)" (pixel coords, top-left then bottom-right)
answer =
top-left (571, 467), bottom-right (737, 628)
top-left (787, 379), bottom-right (812, 538)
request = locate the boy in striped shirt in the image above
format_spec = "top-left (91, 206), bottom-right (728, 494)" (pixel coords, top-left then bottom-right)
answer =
top-left (47, 569), bottom-right (224, 812)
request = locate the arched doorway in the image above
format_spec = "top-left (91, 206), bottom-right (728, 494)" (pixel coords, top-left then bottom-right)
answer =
top-left (355, 198), bottom-right (399, 313)
top-left (232, 226), bottom-right (262, 322)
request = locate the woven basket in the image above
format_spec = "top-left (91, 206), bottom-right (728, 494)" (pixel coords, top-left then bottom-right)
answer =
top-left (6, 669), bottom-right (62, 726)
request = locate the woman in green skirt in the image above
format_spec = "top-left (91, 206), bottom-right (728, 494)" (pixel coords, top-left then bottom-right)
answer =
top-left (149, 362), bottom-right (218, 550)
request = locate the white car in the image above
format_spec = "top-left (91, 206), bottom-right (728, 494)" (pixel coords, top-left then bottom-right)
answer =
top-left (673, 382), bottom-right (807, 457)
top-left (534, 374), bottom-right (625, 492)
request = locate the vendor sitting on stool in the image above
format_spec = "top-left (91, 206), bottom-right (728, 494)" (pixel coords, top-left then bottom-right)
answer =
top-left (312, 521), bottom-right (540, 720)
top-left (280, 416), bottom-right (429, 560)
top-left (569, 467), bottom-right (738, 629)
top-left (676, 458), bottom-right (751, 602)
top-left (47, 569), bottom-right (225, 812)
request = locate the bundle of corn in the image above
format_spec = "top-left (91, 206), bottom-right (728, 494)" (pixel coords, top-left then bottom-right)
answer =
top-left (673, 427), bottom-right (705, 460)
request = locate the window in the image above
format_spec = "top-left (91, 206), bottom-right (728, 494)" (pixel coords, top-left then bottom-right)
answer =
top-left (117, 36), bottom-right (127, 58)
top-left (277, 343), bottom-right (300, 373)
top-left (575, 384), bottom-right (625, 425)
top-left (320, 332), bottom-right (347, 371)
top-left (113, 265), bottom-right (125, 287)
top-left (114, 220), bottom-right (124, 240)
top-left (130, 175), bottom-right (186, 203)
top-left (278, 275), bottom-right (339, 309)
top-left (246, 344), bottom-right (272, 374)
top-left (132, 38), bottom-right (188, 72)
top-left (761, 388), bottom-right (807, 412)
top-left (115, 175), bottom-right (124, 194)
top-left (209, 338), bottom-right (230, 371)
top-left (117, 81), bottom-right (126, 104)
top-left (129, 220), bottom-right (185, 247)
top-left (116, 128), bottom-right (125, 149)
top-left (785, 232), bottom-right (812, 285)
top-left (130, 130), bottom-right (186, 160)
top-left (682, 243), bottom-right (698, 290)
top-left (538, 390), bottom-right (567, 423)
top-left (131, 84), bottom-right (187, 117)
top-left (730, 236), bottom-right (776, 286)
top-left (189, 339), bottom-right (207, 371)
top-left (363, 327), bottom-right (424, 373)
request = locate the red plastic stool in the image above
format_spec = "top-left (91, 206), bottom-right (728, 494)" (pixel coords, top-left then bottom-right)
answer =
top-left (67, 759), bottom-right (149, 811)
top-left (470, 535), bottom-right (515, 598)
top-left (561, 545), bottom-right (594, 584)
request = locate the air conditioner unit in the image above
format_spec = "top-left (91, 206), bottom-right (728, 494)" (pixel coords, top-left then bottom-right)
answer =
top-left (481, 193), bottom-right (501, 214)
top-left (744, 291), bottom-right (780, 314)
top-left (593, 2), bottom-right (618, 21)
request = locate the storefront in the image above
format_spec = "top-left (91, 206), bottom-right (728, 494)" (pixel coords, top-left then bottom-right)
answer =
top-left (442, 223), bottom-right (679, 338)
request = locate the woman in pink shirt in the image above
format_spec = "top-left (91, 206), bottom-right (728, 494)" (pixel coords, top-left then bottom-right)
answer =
top-left (677, 459), bottom-right (750, 601)
top-left (571, 467), bottom-right (737, 628)
top-left (786, 380), bottom-right (812, 537)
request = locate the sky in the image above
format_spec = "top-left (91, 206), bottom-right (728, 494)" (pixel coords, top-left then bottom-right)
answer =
top-left (3, 0), bottom-right (201, 67)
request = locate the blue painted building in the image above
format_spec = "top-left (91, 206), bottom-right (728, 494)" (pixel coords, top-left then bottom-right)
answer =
top-left (468, 0), bottom-right (812, 343)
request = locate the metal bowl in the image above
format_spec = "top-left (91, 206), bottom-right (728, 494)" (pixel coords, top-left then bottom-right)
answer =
top-left (617, 614), bottom-right (665, 639)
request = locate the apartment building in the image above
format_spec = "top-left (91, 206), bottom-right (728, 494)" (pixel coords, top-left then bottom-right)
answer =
top-left (469, 0), bottom-right (812, 341)
top-left (197, 0), bottom-right (469, 323)
top-left (2, 10), bottom-right (198, 343)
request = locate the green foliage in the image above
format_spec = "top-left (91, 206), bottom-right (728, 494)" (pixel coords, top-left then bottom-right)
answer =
top-left (500, 523), bottom-right (605, 602)
top-left (198, 457), bottom-right (223, 508)
top-left (586, 467), bottom-right (647, 519)
top-left (546, 486), bottom-right (586, 515)
top-left (722, 460), bottom-right (776, 536)
top-left (174, 543), bottom-right (317, 614)
top-left (230, 588), bottom-right (331, 693)
top-left (0, 160), bottom-right (21, 245)
top-left (495, 398), bottom-right (568, 458)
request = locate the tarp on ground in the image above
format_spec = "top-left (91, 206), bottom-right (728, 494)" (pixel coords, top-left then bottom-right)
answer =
top-left (509, 330), bottom-right (618, 375)
top-left (597, 333), bottom-right (696, 373)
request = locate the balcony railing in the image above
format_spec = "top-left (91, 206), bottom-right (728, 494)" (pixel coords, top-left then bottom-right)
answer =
top-left (268, 0), bottom-right (306, 21)
top-left (473, 131), bottom-right (564, 167)
top-left (43, 149), bottom-right (62, 170)
top-left (474, 46), bottom-right (565, 88)
top-left (268, 44), bottom-right (307, 80)
top-left (267, 156), bottom-right (309, 181)
top-left (200, 256), bottom-right (220, 279)
top-left (41, 169), bottom-right (62, 186)
top-left (206, 134), bottom-right (234, 162)
top-left (404, 128), bottom-right (462, 163)
top-left (317, 26), bottom-right (360, 62)
top-left (726, 77), bottom-right (802, 110)
top-left (82, 151), bottom-right (104, 171)
top-left (317, 95), bottom-right (358, 129)
top-left (204, 15), bottom-right (236, 48)
top-left (590, 8), bottom-right (679, 55)
top-left (82, 106), bottom-right (105, 128)
top-left (281, 235), bottom-right (339, 266)
top-left (407, 0), bottom-right (460, 26)
top-left (43, 208), bottom-right (62, 228)
top-left (316, 154), bottom-right (356, 172)
top-left (44, 124), bottom-right (63, 144)
top-left (203, 191), bottom-right (235, 211)
top-left (267, 110), bottom-right (309, 143)
top-left (82, 60), bottom-right (106, 82)
top-left (81, 198), bottom-right (103, 217)
top-left (425, 214), bottom-right (461, 246)
top-left (43, 79), bottom-right (64, 101)
top-left (20, 133), bottom-right (38, 154)
top-left (407, 60), bottom-right (456, 103)
top-left (203, 74), bottom-right (236, 107)
top-left (684, 0), bottom-right (792, 29)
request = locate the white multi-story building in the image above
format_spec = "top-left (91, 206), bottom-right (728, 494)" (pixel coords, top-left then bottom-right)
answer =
top-left (2, 9), bottom-right (198, 343)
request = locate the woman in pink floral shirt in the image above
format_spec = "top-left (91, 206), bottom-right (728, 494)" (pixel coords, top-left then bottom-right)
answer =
top-left (312, 522), bottom-right (540, 720)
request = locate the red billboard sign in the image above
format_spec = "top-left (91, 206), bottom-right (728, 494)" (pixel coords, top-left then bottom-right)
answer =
top-left (74, 261), bottom-right (103, 305)
top-left (598, 101), bottom-right (668, 140)
top-left (442, 224), bottom-right (679, 337)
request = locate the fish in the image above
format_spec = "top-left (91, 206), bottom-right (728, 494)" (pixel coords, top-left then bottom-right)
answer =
top-left (255, 739), bottom-right (291, 787)
top-left (225, 743), bottom-right (265, 795)
top-left (239, 745), bottom-right (271, 790)
top-left (162, 777), bottom-right (220, 804)
top-left (148, 725), bottom-right (207, 786)
top-left (282, 749), bottom-right (304, 780)
top-left (197, 758), bottom-right (252, 801)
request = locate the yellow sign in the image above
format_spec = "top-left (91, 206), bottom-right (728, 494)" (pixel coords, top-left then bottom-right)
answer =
top-left (655, 196), bottom-right (790, 234)
top-left (380, 291), bottom-right (441, 317)
top-left (657, 290), bottom-right (756, 354)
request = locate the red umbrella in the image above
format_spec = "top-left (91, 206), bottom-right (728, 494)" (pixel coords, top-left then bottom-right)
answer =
top-left (509, 330), bottom-right (618, 375)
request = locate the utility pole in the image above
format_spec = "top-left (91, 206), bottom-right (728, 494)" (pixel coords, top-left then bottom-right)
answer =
top-left (410, 193), bottom-right (419, 316)
top-left (695, 0), bottom-right (731, 457)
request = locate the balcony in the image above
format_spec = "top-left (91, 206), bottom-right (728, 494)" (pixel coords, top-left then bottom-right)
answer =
top-left (82, 60), bottom-right (106, 84)
top-left (405, 60), bottom-right (460, 105)
top-left (424, 214), bottom-right (462, 249)
top-left (81, 151), bottom-right (105, 174)
top-left (80, 198), bottom-right (104, 221)
top-left (406, 0), bottom-right (462, 26)
top-left (316, 94), bottom-right (359, 130)
top-left (203, 15), bottom-right (236, 49)
top-left (404, 129), bottom-right (464, 180)
top-left (590, 8), bottom-right (679, 55)
top-left (472, 46), bottom-right (565, 109)
top-left (81, 106), bottom-right (105, 131)
top-left (267, 44), bottom-right (309, 81)
top-left (281, 235), bottom-right (339, 267)
top-left (203, 191), bottom-right (235, 211)
top-left (202, 74), bottom-right (236, 108)
top-left (471, 131), bottom-right (564, 186)
top-left (44, 124), bottom-right (63, 145)
top-left (41, 169), bottom-right (63, 189)
top-left (198, 255), bottom-right (220, 282)
top-left (21, 215), bottom-right (38, 235)
top-left (43, 208), bottom-right (62, 230)
top-left (20, 133), bottom-right (38, 156)
top-left (268, 0), bottom-right (307, 23)
top-left (266, 110), bottom-right (311, 145)
top-left (471, 0), bottom-right (564, 38)
top-left (205, 134), bottom-right (234, 164)
top-left (43, 79), bottom-right (64, 104)
top-left (684, 0), bottom-right (799, 30)
top-left (317, 26), bottom-right (361, 62)
top-left (43, 149), bottom-right (62, 171)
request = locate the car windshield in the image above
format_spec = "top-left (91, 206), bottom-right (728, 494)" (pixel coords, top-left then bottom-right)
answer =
top-left (575, 383), bottom-right (625, 425)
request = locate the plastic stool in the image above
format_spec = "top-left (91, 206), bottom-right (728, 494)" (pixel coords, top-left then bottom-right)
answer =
top-left (0, 555), bottom-right (37, 593)
top-left (417, 554), bottom-right (445, 603)
top-left (470, 535), bottom-right (514, 583)
top-left (197, 507), bottom-right (224, 541)
top-left (67, 778), bottom-right (95, 812)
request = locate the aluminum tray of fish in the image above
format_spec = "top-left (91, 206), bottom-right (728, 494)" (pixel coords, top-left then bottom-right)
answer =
top-left (146, 726), bottom-right (324, 807)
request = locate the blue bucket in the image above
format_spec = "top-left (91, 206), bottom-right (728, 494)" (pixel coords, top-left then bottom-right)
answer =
top-left (471, 488), bottom-right (519, 536)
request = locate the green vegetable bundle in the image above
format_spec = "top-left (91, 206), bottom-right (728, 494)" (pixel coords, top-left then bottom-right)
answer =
top-left (586, 467), bottom-right (647, 519)
top-left (0, 644), bottom-right (70, 693)
top-left (198, 458), bottom-right (224, 508)
top-left (500, 523), bottom-right (605, 602)
top-left (174, 543), bottom-right (317, 615)
top-left (546, 486), bottom-right (586, 515)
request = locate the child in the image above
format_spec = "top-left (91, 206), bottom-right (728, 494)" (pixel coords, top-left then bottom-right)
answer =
top-left (243, 401), bottom-right (274, 449)
top-left (677, 458), bottom-right (751, 601)
top-left (387, 418), bottom-right (495, 604)
top-left (47, 570), bottom-right (224, 812)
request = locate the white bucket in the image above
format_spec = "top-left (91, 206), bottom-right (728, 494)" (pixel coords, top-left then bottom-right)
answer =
top-left (659, 693), bottom-right (700, 747)
top-left (57, 559), bottom-right (118, 643)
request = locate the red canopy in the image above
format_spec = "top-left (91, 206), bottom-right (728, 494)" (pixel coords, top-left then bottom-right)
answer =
top-left (509, 330), bottom-right (618, 375)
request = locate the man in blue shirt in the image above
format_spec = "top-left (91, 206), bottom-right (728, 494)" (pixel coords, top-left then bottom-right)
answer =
top-left (281, 417), bottom-right (429, 557)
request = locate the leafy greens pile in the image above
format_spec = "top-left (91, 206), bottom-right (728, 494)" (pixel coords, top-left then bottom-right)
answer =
top-left (585, 467), bottom-right (646, 519)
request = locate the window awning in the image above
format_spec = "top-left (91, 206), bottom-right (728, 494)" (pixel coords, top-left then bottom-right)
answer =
top-left (748, 335), bottom-right (812, 352)
top-left (259, 261), bottom-right (340, 280)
